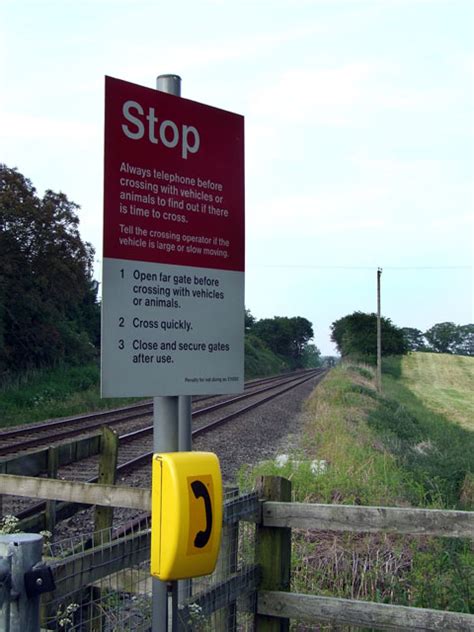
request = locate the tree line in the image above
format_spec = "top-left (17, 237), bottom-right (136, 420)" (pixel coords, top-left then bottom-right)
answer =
top-left (331, 311), bottom-right (474, 360)
top-left (245, 309), bottom-right (321, 369)
top-left (402, 323), bottom-right (473, 356)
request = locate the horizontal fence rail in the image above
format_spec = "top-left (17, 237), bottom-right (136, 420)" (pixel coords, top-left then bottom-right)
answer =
top-left (0, 433), bottom-right (102, 476)
top-left (256, 476), bottom-right (474, 631)
top-left (51, 530), bottom-right (151, 600)
top-left (0, 474), bottom-right (261, 520)
top-left (0, 473), bottom-right (151, 510)
top-left (179, 565), bottom-right (260, 630)
top-left (257, 591), bottom-right (474, 632)
top-left (262, 501), bottom-right (474, 538)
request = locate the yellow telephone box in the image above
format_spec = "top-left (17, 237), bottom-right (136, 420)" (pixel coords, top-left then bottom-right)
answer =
top-left (150, 451), bottom-right (223, 581)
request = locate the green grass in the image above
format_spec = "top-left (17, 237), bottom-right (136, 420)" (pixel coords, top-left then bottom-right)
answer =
top-left (241, 365), bottom-right (416, 507)
top-left (0, 363), bottom-right (141, 428)
top-left (379, 355), bottom-right (474, 509)
top-left (239, 357), bottom-right (474, 615)
top-left (398, 352), bottom-right (474, 431)
top-left (0, 335), bottom-right (287, 428)
top-left (244, 334), bottom-right (288, 378)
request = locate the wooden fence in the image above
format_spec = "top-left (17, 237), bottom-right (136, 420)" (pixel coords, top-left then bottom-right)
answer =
top-left (254, 476), bottom-right (474, 631)
top-left (0, 472), bottom-right (473, 630)
top-left (0, 427), bottom-right (116, 532)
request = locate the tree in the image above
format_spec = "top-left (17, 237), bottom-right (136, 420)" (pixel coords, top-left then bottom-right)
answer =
top-left (252, 316), bottom-right (315, 368)
top-left (301, 343), bottom-right (322, 368)
top-left (456, 324), bottom-right (474, 356)
top-left (288, 316), bottom-right (314, 364)
top-left (0, 165), bottom-right (99, 375)
top-left (401, 327), bottom-right (427, 352)
top-left (245, 308), bottom-right (256, 333)
top-left (330, 311), bottom-right (407, 359)
top-left (321, 356), bottom-right (339, 368)
top-left (424, 322), bottom-right (463, 354)
top-left (422, 322), bottom-right (474, 356)
top-left (330, 314), bottom-right (352, 355)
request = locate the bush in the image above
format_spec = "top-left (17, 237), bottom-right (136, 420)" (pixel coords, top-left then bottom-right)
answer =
top-left (244, 334), bottom-right (287, 378)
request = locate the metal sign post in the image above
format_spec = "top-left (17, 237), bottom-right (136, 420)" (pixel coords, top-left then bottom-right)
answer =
top-left (152, 396), bottom-right (178, 630)
top-left (151, 74), bottom-right (184, 632)
top-left (153, 74), bottom-right (194, 632)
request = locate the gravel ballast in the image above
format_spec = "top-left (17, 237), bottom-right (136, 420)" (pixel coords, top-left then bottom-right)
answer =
top-left (194, 374), bottom-right (321, 483)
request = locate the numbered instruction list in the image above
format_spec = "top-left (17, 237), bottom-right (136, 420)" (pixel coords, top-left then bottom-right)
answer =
top-left (101, 260), bottom-right (244, 395)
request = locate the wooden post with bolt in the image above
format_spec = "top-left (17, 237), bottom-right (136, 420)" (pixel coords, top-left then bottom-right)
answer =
top-left (255, 476), bottom-right (292, 632)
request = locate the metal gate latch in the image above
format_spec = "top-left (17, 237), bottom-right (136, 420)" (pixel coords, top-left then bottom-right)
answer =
top-left (24, 562), bottom-right (56, 598)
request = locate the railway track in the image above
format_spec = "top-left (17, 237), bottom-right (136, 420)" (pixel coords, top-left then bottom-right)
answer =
top-left (1, 369), bottom-right (326, 527)
top-left (0, 369), bottom-right (316, 457)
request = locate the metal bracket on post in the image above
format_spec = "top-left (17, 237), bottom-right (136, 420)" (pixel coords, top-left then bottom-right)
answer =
top-left (23, 562), bottom-right (56, 599)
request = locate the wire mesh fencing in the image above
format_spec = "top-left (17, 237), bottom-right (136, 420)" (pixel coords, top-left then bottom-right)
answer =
top-left (40, 490), bottom-right (260, 631)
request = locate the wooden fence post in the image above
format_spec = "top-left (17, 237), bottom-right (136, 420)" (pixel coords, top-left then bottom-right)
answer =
top-left (93, 427), bottom-right (118, 547)
top-left (255, 476), bottom-right (291, 632)
top-left (41, 445), bottom-right (58, 629)
top-left (0, 461), bottom-right (5, 518)
top-left (45, 445), bottom-right (58, 532)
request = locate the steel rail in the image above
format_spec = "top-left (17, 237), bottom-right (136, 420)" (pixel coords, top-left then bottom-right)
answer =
top-left (118, 370), bottom-right (326, 472)
top-left (13, 370), bottom-right (326, 524)
top-left (0, 371), bottom-right (318, 455)
top-left (118, 370), bottom-right (323, 445)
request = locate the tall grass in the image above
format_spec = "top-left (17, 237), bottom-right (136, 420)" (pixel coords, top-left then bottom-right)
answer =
top-left (400, 353), bottom-right (474, 431)
top-left (244, 334), bottom-right (287, 378)
top-left (0, 335), bottom-right (288, 428)
top-left (378, 356), bottom-right (474, 509)
top-left (0, 363), bottom-right (140, 428)
top-left (239, 360), bottom-right (474, 615)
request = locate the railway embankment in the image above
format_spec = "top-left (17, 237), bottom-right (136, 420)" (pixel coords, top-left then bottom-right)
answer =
top-left (241, 355), bottom-right (474, 614)
top-left (0, 335), bottom-right (290, 429)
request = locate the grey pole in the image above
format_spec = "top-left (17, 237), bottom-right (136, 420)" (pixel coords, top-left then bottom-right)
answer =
top-left (156, 74), bottom-right (181, 96)
top-left (155, 74), bottom-right (192, 454)
top-left (153, 73), bottom-right (193, 632)
top-left (178, 396), bottom-right (192, 451)
top-left (0, 534), bottom-right (42, 632)
top-left (0, 553), bottom-right (11, 632)
top-left (178, 395), bottom-right (193, 606)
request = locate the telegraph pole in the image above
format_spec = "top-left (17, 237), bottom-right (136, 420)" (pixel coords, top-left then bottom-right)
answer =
top-left (376, 268), bottom-right (382, 393)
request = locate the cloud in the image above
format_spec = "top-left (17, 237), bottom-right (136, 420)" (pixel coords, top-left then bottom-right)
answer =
top-left (247, 59), bottom-right (462, 132)
top-left (246, 151), bottom-right (472, 266)
top-left (119, 24), bottom-right (324, 80)
top-left (249, 63), bottom-right (375, 126)
top-left (248, 187), bottom-right (387, 238)
top-left (0, 111), bottom-right (99, 142)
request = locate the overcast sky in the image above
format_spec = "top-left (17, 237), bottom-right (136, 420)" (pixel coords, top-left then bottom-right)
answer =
top-left (1, 0), bottom-right (472, 355)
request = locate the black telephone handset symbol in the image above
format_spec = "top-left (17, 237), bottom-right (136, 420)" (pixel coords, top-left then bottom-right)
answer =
top-left (191, 480), bottom-right (213, 549)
